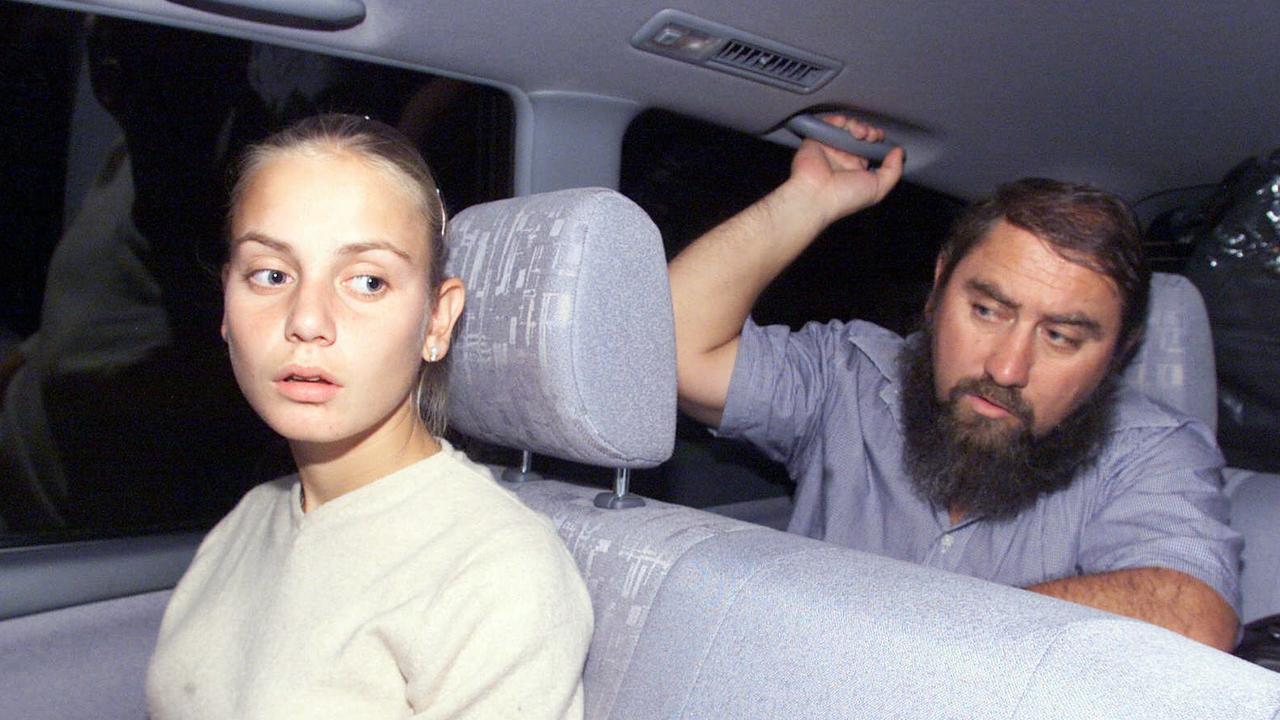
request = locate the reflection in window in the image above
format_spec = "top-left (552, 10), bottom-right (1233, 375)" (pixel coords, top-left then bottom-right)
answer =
top-left (0, 7), bottom-right (512, 544)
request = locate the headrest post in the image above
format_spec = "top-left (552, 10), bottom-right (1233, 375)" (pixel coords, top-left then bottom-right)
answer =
top-left (501, 450), bottom-right (544, 483)
top-left (594, 467), bottom-right (645, 509)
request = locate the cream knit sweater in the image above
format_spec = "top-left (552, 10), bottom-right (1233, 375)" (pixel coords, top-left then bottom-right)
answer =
top-left (146, 443), bottom-right (592, 719)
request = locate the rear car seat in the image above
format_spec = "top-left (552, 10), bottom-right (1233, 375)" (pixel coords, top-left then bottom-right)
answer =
top-left (446, 189), bottom-right (1280, 718)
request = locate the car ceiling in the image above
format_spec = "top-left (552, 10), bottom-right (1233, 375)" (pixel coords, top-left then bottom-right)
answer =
top-left (36, 0), bottom-right (1280, 203)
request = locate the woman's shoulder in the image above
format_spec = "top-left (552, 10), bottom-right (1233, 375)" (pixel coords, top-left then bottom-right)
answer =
top-left (412, 446), bottom-right (580, 569)
top-left (418, 445), bottom-right (550, 521)
top-left (228, 475), bottom-right (296, 519)
top-left (198, 475), bottom-right (296, 547)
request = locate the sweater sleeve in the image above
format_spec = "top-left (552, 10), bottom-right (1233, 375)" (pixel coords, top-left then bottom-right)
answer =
top-left (405, 522), bottom-right (593, 720)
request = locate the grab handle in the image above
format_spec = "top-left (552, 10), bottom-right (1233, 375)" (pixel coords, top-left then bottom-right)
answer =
top-left (166, 0), bottom-right (366, 29)
top-left (786, 113), bottom-right (905, 166)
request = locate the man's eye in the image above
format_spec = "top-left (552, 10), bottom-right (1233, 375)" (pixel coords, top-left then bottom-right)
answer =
top-left (248, 269), bottom-right (291, 287)
top-left (1045, 328), bottom-right (1082, 349)
top-left (972, 303), bottom-right (996, 319)
top-left (347, 275), bottom-right (387, 296)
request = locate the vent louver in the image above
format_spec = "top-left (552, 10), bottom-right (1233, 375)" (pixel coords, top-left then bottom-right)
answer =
top-left (631, 10), bottom-right (840, 94)
top-left (712, 40), bottom-right (827, 87)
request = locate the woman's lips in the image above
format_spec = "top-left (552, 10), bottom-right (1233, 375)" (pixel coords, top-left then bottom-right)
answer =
top-left (274, 366), bottom-right (341, 403)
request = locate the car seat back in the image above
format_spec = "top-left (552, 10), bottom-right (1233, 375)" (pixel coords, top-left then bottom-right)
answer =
top-left (1228, 468), bottom-right (1280, 623)
top-left (515, 479), bottom-right (1280, 719)
top-left (1123, 271), bottom-right (1218, 431)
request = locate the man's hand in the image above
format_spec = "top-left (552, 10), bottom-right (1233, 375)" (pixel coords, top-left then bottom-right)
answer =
top-left (669, 117), bottom-right (902, 427)
top-left (787, 116), bottom-right (905, 228)
top-left (1027, 567), bottom-right (1239, 651)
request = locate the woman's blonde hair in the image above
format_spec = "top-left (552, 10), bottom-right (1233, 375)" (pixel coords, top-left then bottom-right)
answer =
top-left (228, 113), bottom-right (452, 434)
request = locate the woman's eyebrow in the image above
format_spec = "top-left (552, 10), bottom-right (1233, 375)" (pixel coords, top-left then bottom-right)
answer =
top-left (230, 231), bottom-right (292, 255)
top-left (338, 241), bottom-right (413, 263)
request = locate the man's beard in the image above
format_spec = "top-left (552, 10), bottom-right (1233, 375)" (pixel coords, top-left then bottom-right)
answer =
top-left (899, 328), bottom-right (1116, 521)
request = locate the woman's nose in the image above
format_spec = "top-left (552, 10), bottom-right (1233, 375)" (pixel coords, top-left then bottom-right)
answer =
top-left (285, 279), bottom-right (336, 345)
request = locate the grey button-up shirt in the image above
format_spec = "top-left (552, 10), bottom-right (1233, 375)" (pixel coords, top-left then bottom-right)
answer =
top-left (720, 318), bottom-right (1242, 613)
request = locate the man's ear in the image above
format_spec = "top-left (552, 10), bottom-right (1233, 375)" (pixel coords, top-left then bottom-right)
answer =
top-left (924, 254), bottom-right (947, 320)
top-left (422, 277), bottom-right (466, 362)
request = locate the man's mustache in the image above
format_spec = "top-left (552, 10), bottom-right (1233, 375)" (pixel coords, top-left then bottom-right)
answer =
top-left (947, 376), bottom-right (1035, 429)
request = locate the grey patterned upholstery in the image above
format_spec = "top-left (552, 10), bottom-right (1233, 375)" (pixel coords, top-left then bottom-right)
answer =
top-left (0, 590), bottom-right (168, 720)
top-left (509, 481), bottom-right (754, 719)
top-left (1124, 272), bottom-right (1218, 431)
top-left (1228, 468), bottom-right (1280, 623)
top-left (445, 188), bottom-right (675, 468)
top-left (511, 479), bottom-right (1280, 720)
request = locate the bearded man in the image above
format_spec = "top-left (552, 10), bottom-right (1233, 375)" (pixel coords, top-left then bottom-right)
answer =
top-left (670, 118), bottom-right (1240, 650)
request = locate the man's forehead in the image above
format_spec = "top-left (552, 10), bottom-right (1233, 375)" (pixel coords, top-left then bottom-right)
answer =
top-left (954, 220), bottom-right (1122, 324)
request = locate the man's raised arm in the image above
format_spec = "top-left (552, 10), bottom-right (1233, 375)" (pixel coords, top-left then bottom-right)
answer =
top-left (668, 118), bottom-right (904, 427)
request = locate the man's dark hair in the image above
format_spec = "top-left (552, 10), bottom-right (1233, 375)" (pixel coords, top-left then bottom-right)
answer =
top-left (933, 178), bottom-right (1150, 365)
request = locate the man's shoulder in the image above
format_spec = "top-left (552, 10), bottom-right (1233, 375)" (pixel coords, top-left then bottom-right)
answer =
top-left (1098, 382), bottom-right (1222, 463)
top-left (844, 321), bottom-right (907, 380)
top-left (784, 318), bottom-right (906, 379)
top-left (1109, 382), bottom-right (1217, 437)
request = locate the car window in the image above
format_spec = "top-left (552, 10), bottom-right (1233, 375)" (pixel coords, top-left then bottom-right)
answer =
top-left (623, 109), bottom-right (964, 337)
top-left (0, 5), bottom-right (513, 546)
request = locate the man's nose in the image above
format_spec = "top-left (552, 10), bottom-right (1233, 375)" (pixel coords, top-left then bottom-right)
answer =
top-left (984, 328), bottom-right (1032, 388)
top-left (285, 279), bottom-right (336, 345)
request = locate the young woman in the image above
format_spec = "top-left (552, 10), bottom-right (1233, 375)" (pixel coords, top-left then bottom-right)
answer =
top-left (147, 114), bottom-right (592, 719)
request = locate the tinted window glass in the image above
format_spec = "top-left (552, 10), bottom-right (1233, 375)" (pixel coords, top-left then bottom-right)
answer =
top-left (0, 6), bottom-right (512, 545)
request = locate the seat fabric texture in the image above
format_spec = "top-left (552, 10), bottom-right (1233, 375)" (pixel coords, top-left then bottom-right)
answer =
top-left (1012, 618), bottom-right (1280, 719)
top-left (1122, 272), bottom-right (1218, 431)
top-left (444, 187), bottom-right (675, 468)
top-left (509, 479), bottom-right (755, 719)
top-left (0, 590), bottom-right (168, 720)
top-left (1228, 468), bottom-right (1280, 623)
top-left (509, 478), bottom-right (1280, 720)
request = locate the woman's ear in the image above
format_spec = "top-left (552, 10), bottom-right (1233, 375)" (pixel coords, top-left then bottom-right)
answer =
top-left (422, 277), bottom-right (465, 362)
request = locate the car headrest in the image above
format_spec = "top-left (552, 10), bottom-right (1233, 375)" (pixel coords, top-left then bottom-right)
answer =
top-left (1123, 272), bottom-right (1217, 432)
top-left (444, 187), bottom-right (676, 468)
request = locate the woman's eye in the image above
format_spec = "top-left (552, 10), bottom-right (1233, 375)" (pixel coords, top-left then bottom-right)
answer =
top-left (347, 275), bottom-right (387, 296)
top-left (248, 268), bottom-right (291, 287)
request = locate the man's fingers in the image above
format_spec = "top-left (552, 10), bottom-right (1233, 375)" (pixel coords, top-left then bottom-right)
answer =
top-left (873, 146), bottom-right (906, 201)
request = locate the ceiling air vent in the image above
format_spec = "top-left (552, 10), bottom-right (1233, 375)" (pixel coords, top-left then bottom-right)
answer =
top-left (712, 40), bottom-right (826, 87)
top-left (631, 10), bottom-right (840, 94)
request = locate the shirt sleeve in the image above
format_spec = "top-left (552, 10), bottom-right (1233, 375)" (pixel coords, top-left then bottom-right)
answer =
top-left (1078, 418), bottom-right (1243, 615)
top-left (405, 524), bottom-right (593, 720)
top-left (718, 317), bottom-right (858, 472)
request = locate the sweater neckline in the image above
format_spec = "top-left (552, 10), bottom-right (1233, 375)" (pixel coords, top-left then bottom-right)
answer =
top-left (288, 440), bottom-right (457, 530)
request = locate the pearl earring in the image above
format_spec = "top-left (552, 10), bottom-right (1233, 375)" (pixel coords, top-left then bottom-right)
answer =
top-left (428, 346), bottom-right (439, 363)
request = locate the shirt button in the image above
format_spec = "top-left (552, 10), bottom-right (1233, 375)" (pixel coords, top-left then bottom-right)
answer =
top-left (941, 534), bottom-right (955, 551)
